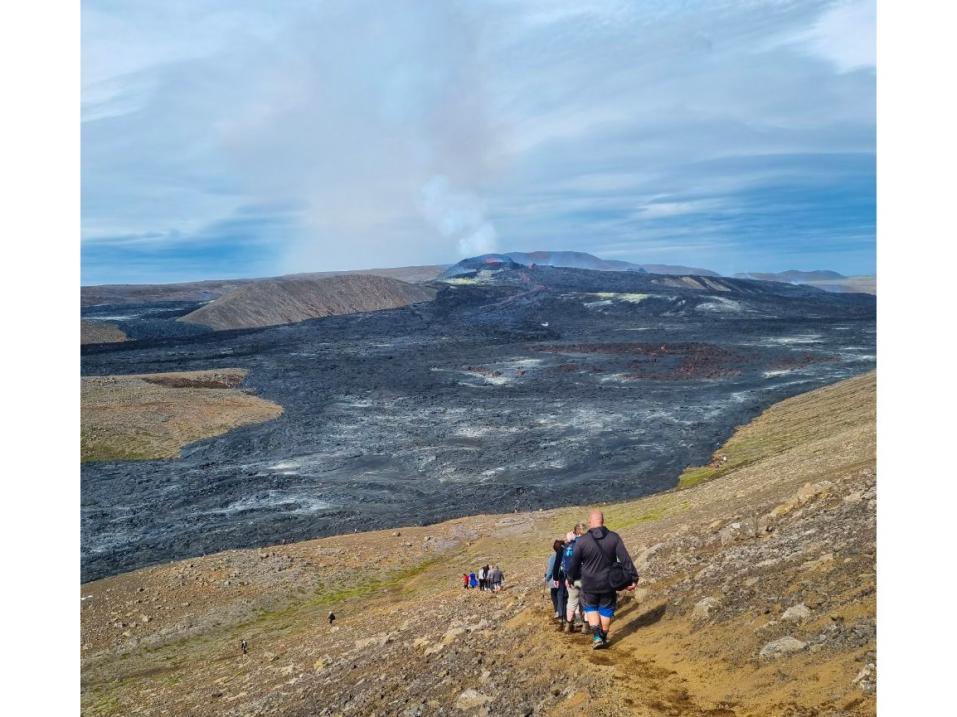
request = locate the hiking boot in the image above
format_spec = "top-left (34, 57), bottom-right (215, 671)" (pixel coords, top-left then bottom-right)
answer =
top-left (580, 622), bottom-right (590, 634)
top-left (562, 620), bottom-right (572, 633)
top-left (591, 632), bottom-right (606, 650)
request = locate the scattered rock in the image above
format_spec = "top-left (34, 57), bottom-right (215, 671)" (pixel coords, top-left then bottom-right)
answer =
top-left (443, 627), bottom-right (467, 644)
top-left (759, 636), bottom-right (807, 659)
top-left (454, 688), bottom-right (492, 711)
top-left (355, 634), bottom-right (389, 650)
top-left (852, 663), bottom-right (876, 693)
top-left (635, 543), bottom-right (665, 571)
top-left (802, 553), bottom-right (835, 571)
top-left (796, 481), bottom-right (833, 504)
top-left (719, 522), bottom-right (753, 546)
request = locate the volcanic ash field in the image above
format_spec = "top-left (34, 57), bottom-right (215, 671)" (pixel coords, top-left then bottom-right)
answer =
top-left (81, 266), bottom-right (875, 581)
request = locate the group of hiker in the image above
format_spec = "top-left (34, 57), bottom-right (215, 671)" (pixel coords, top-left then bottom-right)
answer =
top-left (463, 564), bottom-right (504, 591)
top-left (545, 509), bottom-right (639, 650)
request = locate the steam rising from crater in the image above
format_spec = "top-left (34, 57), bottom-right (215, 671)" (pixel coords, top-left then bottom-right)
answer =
top-left (419, 175), bottom-right (499, 257)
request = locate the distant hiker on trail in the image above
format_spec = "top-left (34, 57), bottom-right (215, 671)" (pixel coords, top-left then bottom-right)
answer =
top-left (562, 525), bottom-right (588, 633)
top-left (492, 565), bottom-right (504, 592)
top-left (567, 509), bottom-right (639, 650)
top-left (241, 639), bottom-right (248, 656)
top-left (546, 539), bottom-right (567, 621)
top-left (483, 564), bottom-right (491, 590)
top-left (328, 611), bottom-right (336, 626)
top-left (462, 572), bottom-right (469, 589)
top-left (469, 570), bottom-right (478, 589)
top-left (478, 565), bottom-right (487, 591)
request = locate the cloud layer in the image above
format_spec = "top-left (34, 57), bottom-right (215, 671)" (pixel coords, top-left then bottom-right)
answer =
top-left (82, 0), bottom-right (875, 283)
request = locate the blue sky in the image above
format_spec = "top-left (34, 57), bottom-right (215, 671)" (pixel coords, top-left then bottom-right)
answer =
top-left (81, 0), bottom-right (875, 284)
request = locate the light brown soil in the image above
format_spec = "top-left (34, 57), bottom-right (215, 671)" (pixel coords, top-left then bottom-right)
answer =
top-left (179, 274), bottom-right (437, 331)
top-left (81, 369), bottom-right (283, 461)
top-left (81, 320), bottom-right (127, 345)
top-left (81, 372), bottom-right (875, 716)
top-left (81, 266), bottom-right (446, 307)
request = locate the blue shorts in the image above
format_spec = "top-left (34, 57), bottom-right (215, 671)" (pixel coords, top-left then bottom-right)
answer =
top-left (581, 591), bottom-right (617, 618)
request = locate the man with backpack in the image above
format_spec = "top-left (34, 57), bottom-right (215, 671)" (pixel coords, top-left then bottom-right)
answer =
top-left (566, 509), bottom-right (639, 650)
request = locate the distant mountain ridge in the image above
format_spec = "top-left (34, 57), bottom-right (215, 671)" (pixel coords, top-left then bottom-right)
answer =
top-left (442, 251), bottom-right (719, 278)
top-left (179, 274), bottom-right (437, 331)
top-left (735, 270), bottom-right (846, 282)
top-left (734, 270), bottom-right (876, 295)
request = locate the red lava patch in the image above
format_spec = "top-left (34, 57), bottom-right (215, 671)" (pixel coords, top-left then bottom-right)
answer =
top-left (530, 342), bottom-right (745, 380)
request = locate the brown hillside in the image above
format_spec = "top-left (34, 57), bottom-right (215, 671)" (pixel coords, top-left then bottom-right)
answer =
top-left (81, 369), bottom-right (283, 462)
top-left (81, 266), bottom-right (445, 307)
top-left (81, 372), bottom-right (875, 716)
top-left (179, 274), bottom-right (437, 331)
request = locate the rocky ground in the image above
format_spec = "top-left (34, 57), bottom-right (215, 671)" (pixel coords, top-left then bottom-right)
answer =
top-left (81, 369), bottom-right (283, 461)
top-left (81, 372), bottom-right (876, 716)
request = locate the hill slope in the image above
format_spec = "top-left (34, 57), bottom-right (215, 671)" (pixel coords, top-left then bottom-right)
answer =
top-left (81, 266), bottom-right (445, 307)
top-left (81, 372), bottom-right (875, 716)
top-left (179, 274), bottom-right (437, 331)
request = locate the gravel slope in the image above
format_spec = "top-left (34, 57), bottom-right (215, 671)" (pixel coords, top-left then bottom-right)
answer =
top-left (81, 372), bottom-right (876, 716)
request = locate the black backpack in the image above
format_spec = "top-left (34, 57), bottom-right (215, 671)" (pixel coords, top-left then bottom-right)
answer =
top-left (591, 532), bottom-right (633, 591)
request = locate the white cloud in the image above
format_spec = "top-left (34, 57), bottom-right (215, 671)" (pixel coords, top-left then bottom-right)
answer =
top-left (791, 0), bottom-right (876, 72)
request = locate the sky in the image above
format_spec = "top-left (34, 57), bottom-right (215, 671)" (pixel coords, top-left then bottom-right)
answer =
top-left (81, 0), bottom-right (875, 285)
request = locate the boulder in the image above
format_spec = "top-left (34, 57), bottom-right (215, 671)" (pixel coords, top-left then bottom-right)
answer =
top-left (781, 604), bottom-right (811, 622)
top-left (692, 597), bottom-right (720, 621)
top-left (759, 636), bottom-right (807, 659)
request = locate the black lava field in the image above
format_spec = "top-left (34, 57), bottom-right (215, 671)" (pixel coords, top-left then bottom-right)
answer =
top-left (81, 266), bottom-right (875, 581)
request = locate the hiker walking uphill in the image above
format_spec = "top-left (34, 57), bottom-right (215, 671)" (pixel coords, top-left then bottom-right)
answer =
top-left (567, 509), bottom-right (639, 650)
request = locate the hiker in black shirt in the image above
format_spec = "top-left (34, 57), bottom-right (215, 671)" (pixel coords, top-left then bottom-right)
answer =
top-left (566, 509), bottom-right (638, 649)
